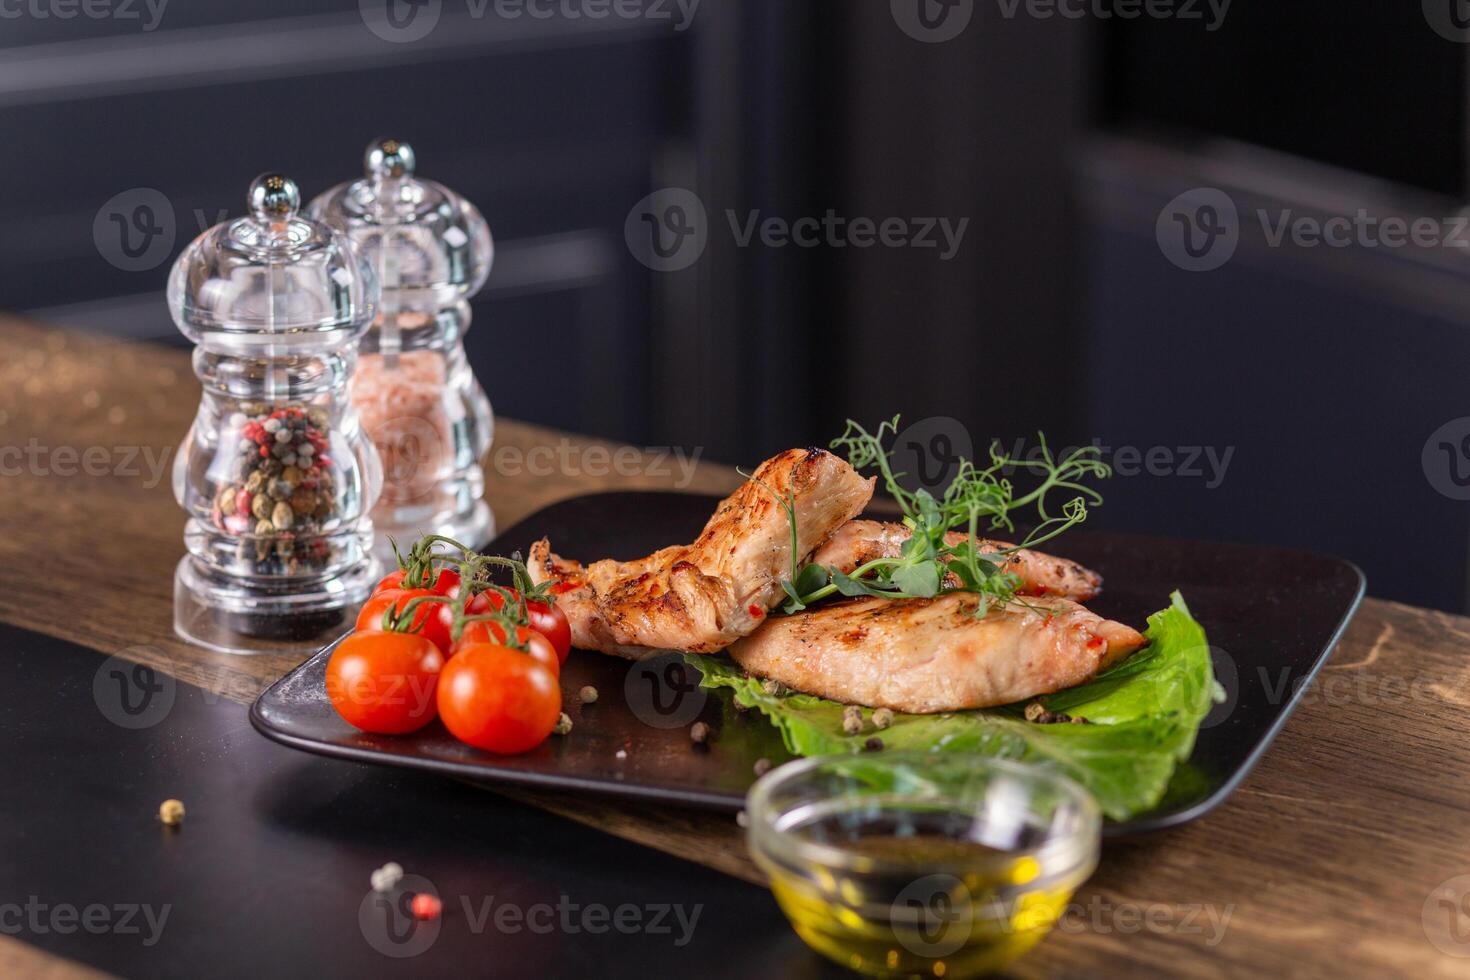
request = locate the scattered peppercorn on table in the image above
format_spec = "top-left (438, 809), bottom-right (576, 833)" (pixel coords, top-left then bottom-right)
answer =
top-left (1, 316), bottom-right (1468, 978)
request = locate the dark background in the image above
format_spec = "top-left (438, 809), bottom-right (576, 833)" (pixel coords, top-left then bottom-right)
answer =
top-left (2, 0), bottom-right (1466, 610)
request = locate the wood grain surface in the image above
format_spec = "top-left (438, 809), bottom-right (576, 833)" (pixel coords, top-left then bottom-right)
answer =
top-left (3, 318), bottom-right (1468, 977)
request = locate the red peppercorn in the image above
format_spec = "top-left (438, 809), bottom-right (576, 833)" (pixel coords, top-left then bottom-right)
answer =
top-left (260, 446), bottom-right (271, 458)
top-left (410, 893), bottom-right (441, 920)
top-left (235, 490), bottom-right (252, 515)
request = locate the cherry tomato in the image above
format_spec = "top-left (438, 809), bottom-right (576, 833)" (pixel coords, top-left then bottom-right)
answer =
top-left (357, 588), bottom-right (454, 655)
top-left (483, 589), bottom-right (572, 664)
top-left (434, 589), bottom-right (489, 649)
top-left (375, 565), bottom-right (462, 597)
top-left (437, 643), bottom-right (561, 754)
top-left (325, 631), bottom-right (443, 734)
top-left (452, 621), bottom-right (560, 677)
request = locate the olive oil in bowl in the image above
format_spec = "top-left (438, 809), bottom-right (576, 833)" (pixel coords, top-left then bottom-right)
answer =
top-left (746, 755), bottom-right (1099, 978)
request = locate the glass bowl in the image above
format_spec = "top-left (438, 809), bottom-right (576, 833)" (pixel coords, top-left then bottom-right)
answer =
top-left (746, 753), bottom-right (1100, 978)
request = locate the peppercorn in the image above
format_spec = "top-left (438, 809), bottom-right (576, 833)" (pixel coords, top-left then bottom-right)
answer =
top-left (753, 758), bottom-right (772, 777)
top-left (159, 799), bottom-right (185, 826)
top-left (872, 708), bottom-right (894, 730)
top-left (864, 736), bottom-right (884, 751)
top-left (578, 685), bottom-right (599, 704)
top-left (410, 893), bottom-right (441, 921)
top-left (1023, 702), bottom-right (1048, 723)
top-left (689, 721), bottom-right (710, 744)
top-left (553, 712), bottom-right (573, 735)
top-left (272, 501), bottom-right (294, 530)
top-left (760, 678), bottom-right (788, 697)
top-left (842, 705), bottom-right (865, 735)
top-left (370, 862), bottom-right (403, 893)
top-left (251, 494), bottom-right (273, 521)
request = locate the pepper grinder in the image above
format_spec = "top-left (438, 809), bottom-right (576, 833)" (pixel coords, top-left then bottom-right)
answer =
top-left (170, 174), bottom-right (383, 654)
top-left (309, 139), bottom-right (495, 562)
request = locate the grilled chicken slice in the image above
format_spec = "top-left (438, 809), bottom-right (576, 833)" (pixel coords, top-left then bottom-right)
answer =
top-left (810, 519), bottom-right (1102, 602)
top-left (527, 447), bottom-right (874, 658)
top-left (728, 593), bottom-right (1146, 712)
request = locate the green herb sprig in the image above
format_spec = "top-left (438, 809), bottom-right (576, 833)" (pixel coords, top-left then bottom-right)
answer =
top-left (775, 416), bottom-right (1109, 616)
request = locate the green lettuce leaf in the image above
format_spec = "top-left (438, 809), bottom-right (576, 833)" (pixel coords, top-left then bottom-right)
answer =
top-left (684, 591), bottom-right (1223, 821)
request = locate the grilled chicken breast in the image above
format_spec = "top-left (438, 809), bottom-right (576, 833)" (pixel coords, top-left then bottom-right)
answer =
top-left (728, 593), bottom-right (1146, 712)
top-left (527, 447), bottom-right (874, 658)
top-left (810, 519), bottom-right (1103, 602)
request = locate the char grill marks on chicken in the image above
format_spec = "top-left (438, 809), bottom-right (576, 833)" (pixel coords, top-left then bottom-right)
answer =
top-left (527, 447), bottom-right (874, 658)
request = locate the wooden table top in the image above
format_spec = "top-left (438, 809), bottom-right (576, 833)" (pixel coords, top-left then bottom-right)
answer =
top-left (3, 316), bottom-right (1468, 978)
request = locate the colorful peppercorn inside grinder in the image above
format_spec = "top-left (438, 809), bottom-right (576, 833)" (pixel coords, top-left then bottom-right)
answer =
top-left (309, 138), bottom-right (495, 563)
top-left (170, 174), bottom-right (383, 653)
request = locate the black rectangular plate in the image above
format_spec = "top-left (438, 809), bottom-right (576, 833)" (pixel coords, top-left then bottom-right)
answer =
top-left (252, 491), bottom-right (1366, 836)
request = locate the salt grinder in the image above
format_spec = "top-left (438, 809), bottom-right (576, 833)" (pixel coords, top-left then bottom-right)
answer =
top-left (309, 139), bottom-right (495, 562)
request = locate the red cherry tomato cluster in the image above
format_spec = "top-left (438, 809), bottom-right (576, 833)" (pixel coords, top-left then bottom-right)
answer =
top-left (325, 535), bottom-right (573, 755)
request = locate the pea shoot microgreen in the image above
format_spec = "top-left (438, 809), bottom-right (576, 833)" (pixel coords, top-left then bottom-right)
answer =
top-left (772, 416), bottom-right (1109, 617)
